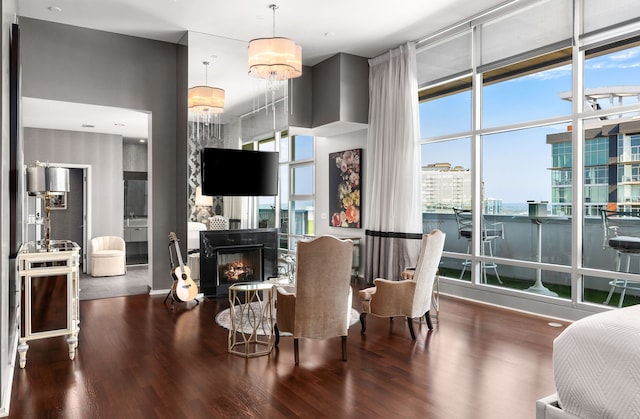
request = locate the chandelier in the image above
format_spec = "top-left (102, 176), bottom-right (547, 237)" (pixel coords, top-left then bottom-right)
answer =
top-left (248, 4), bottom-right (302, 81)
top-left (188, 61), bottom-right (225, 114)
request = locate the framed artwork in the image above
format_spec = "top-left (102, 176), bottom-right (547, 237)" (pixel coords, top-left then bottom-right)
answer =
top-left (329, 148), bottom-right (362, 228)
top-left (50, 192), bottom-right (67, 210)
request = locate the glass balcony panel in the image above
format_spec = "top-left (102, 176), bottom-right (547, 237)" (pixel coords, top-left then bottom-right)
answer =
top-left (583, 275), bottom-right (640, 308)
top-left (439, 250), bottom-right (571, 299)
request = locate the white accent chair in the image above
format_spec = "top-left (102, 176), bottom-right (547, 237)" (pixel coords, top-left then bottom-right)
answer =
top-left (90, 236), bottom-right (126, 277)
top-left (358, 229), bottom-right (446, 339)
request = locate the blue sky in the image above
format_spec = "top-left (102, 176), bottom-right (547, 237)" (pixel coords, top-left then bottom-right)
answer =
top-left (419, 45), bottom-right (640, 204)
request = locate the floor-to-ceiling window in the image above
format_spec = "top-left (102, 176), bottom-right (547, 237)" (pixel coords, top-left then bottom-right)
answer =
top-left (249, 132), bottom-right (315, 252)
top-left (279, 134), bottom-right (315, 252)
top-left (418, 0), bottom-right (640, 317)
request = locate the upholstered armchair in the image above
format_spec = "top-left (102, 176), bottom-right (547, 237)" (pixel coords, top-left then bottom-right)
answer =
top-left (274, 235), bottom-right (354, 365)
top-left (90, 236), bottom-right (126, 277)
top-left (359, 229), bottom-right (446, 339)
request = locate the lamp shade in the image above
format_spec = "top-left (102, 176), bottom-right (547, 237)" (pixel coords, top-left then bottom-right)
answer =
top-left (248, 37), bottom-right (302, 81)
top-left (27, 165), bottom-right (70, 195)
top-left (195, 186), bottom-right (213, 206)
top-left (188, 86), bottom-right (225, 114)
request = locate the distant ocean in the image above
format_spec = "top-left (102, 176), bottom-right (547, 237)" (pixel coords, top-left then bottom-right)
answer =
top-left (500, 203), bottom-right (529, 215)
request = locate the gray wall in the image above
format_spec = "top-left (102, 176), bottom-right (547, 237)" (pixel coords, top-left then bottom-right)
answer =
top-left (19, 17), bottom-right (187, 292)
top-left (312, 53), bottom-right (369, 128)
top-left (24, 127), bottom-right (124, 239)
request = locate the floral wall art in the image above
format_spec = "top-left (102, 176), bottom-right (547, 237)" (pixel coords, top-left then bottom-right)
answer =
top-left (329, 149), bottom-right (362, 228)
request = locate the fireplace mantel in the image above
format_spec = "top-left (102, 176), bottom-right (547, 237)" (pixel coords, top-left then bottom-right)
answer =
top-left (200, 228), bottom-right (278, 297)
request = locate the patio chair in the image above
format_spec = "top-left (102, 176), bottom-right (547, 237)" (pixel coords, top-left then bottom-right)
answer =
top-left (453, 208), bottom-right (503, 284)
top-left (600, 209), bottom-right (640, 307)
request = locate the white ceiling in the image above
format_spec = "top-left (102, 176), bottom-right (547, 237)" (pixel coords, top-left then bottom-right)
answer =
top-left (18, 0), bottom-right (507, 138)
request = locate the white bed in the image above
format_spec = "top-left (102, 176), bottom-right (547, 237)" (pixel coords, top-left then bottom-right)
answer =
top-left (537, 304), bottom-right (640, 418)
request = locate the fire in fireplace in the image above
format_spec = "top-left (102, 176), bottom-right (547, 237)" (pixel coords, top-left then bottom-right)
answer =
top-left (217, 245), bottom-right (263, 285)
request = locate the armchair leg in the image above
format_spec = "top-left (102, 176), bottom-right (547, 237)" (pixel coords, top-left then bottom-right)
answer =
top-left (294, 338), bottom-right (300, 365)
top-left (341, 336), bottom-right (347, 361)
top-left (425, 311), bottom-right (433, 330)
top-left (407, 317), bottom-right (416, 340)
top-left (359, 312), bottom-right (367, 334)
top-left (274, 324), bottom-right (280, 347)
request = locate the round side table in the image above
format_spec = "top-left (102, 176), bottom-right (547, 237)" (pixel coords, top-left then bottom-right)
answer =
top-left (227, 282), bottom-right (275, 357)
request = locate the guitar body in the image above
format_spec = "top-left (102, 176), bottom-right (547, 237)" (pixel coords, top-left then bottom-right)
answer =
top-left (169, 232), bottom-right (198, 303)
top-left (171, 265), bottom-right (198, 302)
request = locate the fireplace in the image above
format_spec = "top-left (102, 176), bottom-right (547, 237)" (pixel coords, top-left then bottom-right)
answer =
top-left (200, 228), bottom-right (278, 297)
top-left (216, 244), bottom-right (263, 295)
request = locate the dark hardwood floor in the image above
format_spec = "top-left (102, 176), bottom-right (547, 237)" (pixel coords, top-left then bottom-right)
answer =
top-left (7, 281), bottom-right (568, 418)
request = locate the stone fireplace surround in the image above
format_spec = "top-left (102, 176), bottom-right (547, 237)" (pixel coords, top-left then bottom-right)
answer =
top-left (199, 228), bottom-right (278, 298)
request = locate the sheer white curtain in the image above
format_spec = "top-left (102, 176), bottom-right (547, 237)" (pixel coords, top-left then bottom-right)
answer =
top-left (364, 42), bottom-right (423, 283)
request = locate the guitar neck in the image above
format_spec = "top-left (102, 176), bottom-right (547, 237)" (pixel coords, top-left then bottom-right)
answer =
top-left (169, 232), bottom-right (186, 269)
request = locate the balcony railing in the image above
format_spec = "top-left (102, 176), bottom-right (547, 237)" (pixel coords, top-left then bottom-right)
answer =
top-left (423, 212), bottom-right (640, 307)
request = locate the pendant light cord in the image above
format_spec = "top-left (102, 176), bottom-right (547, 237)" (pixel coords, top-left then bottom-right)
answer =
top-left (269, 4), bottom-right (278, 37)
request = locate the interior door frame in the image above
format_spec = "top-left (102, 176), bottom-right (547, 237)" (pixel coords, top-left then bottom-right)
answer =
top-left (47, 162), bottom-right (91, 272)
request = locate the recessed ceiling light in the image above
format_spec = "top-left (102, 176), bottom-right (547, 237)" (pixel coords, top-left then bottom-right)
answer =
top-left (47, 6), bottom-right (62, 12)
top-left (114, 122), bottom-right (125, 127)
top-left (139, 139), bottom-right (146, 143)
top-left (81, 124), bottom-right (95, 128)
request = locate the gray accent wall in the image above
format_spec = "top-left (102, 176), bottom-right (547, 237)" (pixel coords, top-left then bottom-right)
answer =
top-left (24, 127), bottom-right (123, 238)
top-left (312, 53), bottom-right (369, 127)
top-left (19, 17), bottom-right (187, 292)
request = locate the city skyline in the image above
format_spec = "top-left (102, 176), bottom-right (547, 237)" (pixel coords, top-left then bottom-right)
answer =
top-left (419, 45), bottom-right (640, 206)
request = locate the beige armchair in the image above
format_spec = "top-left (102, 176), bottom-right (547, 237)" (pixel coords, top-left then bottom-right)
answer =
top-left (274, 235), bottom-right (354, 365)
top-left (90, 236), bottom-right (126, 277)
top-left (359, 229), bottom-right (445, 339)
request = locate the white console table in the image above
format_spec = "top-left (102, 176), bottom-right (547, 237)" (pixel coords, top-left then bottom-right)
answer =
top-left (17, 240), bottom-right (80, 368)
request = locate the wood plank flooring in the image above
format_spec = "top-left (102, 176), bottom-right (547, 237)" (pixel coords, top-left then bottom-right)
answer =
top-left (7, 281), bottom-right (569, 418)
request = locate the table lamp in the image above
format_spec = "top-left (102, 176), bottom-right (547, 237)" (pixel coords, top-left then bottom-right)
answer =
top-left (26, 162), bottom-right (70, 250)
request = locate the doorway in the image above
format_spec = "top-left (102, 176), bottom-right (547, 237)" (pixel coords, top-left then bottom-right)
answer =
top-left (51, 167), bottom-right (86, 267)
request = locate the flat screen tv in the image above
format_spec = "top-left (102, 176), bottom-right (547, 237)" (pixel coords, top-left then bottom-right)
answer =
top-left (201, 148), bottom-right (279, 196)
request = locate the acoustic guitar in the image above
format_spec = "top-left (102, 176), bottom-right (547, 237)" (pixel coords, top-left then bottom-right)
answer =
top-left (169, 232), bottom-right (199, 302)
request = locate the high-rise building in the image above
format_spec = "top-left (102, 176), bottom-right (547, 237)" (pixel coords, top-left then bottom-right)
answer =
top-left (548, 87), bottom-right (640, 216)
top-left (421, 163), bottom-right (471, 212)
